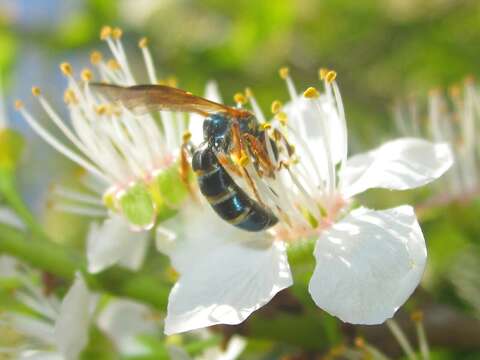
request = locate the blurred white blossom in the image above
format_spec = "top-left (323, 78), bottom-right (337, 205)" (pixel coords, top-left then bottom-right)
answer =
top-left (0, 272), bottom-right (95, 360)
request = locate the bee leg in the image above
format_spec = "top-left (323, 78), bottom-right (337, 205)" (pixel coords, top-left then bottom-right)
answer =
top-left (180, 132), bottom-right (198, 200)
top-left (243, 133), bottom-right (276, 178)
top-left (229, 123), bottom-right (265, 206)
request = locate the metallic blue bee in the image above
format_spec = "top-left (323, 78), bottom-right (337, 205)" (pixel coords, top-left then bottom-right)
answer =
top-left (92, 83), bottom-right (279, 232)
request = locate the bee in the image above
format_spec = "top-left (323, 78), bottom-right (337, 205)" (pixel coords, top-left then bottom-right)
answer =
top-left (91, 83), bottom-right (279, 232)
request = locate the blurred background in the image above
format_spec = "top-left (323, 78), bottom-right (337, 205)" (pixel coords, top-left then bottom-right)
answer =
top-left (1, 0), bottom-right (480, 358)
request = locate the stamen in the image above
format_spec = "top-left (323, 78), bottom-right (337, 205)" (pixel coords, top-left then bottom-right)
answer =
top-left (16, 105), bottom-right (110, 183)
top-left (31, 86), bottom-right (41, 97)
top-left (112, 27), bottom-right (123, 39)
top-left (325, 70), bottom-right (337, 83)
top-left (303, 86), bottom-right (319, 98)
top-left (245, 87), bottom-right (266, 123)
top-left (100, 25), bottom-right (112, 40)
top-left (90, 51), bottom-right (102, 65)
top-left (59, 62), bottom-right (73, 77)
top-left (411, 311), bottom-right (430, 360)
top-left (386, 319), bottom-right (418, 360)
top-left (81, 68), bottom-right (93, 82)
top-left (63, 89), bottom-right (78, 105)
top-left (182, 131), bottom-right (192, 143)
top-left (139, 37), bottom-right (158, 84)
top-left (279, 66), bottom-right (289, 79)
top-left (318, 68), bottom-right (329, 80)
top-left (52, 203), bottom-right (107, 217)
top-left (276, 111), bottom-right (288, 126)
top-left (234, 92), bottom-right (247, 107)
top-left (51, 186), bottom-right (104, 206)
top-left (271, 100), bottom-right (282, 114)
top-left (107, 59), bottom-right (121, 71)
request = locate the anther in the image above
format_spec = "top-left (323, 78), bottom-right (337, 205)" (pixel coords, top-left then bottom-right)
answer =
top-left (96, 104), bottom-right (107, 115)
top-left (100, 25), bottom-right (112, 40)
top-left (303, 87), bottom-right (319, 98)
top-left (138, 37), bottom-right (148, 48)
top-left (354, 337), bottom-right (365, 349)
top-left (107, 59), bottom-right (120, 70)
top-left (31, 86), bottom-right (41, 97)
top-left (234, 92), bottom-right (247, 105)
top-left (90, 51), bottom-right (102, 65)
top-left (261, 123), bottom-right (272, 130)
top-left (166, 76), bottom-right (178, 87)
top-left (449, 85), bottom-right (461, 98)
top-left (112, 27), bottom-right (123, 39)
top-left (14, 100), bottom-right (24, 110)
top-left (245, 87), bottom-right (253, 98)
top-left (182, 131), bottom-right (192, 143)
top-left (325, 70), bottom-right (337, 83)
top-left (271, 100), bottom-right (282, 114)
top-left (279, 66), bottom-right (289, 79)
top-left (319, 68), bottom-right (329, 80)
top-left (81, 68), bottom-right (93, 82)
top-left (63, 89), bottom-right (77, 105)
top-left (410, 310), bottom-right (424, 323)
top-left (60, 62), bottom-right (73, 76)
top-left (238, 152), bottom-right (249, 167)
top-left (277, 111), bottom-right (288, 126)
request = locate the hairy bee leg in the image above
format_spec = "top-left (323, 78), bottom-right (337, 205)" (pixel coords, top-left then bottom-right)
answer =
top-left (179, 133), bottom-right (198, 201)
top-left (243, 133), bottom-right (276, 177)
top-left (229, 122), bottom-right (265, 206)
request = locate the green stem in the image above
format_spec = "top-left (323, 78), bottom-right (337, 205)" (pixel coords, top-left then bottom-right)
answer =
top-left (0, 170), bottom-right (45, 237)
top-left (0, 223), bottom-right (169, 308)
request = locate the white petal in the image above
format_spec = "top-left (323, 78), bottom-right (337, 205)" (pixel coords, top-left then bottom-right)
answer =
top-left (0, 255), bottom-right (19, 277)
top-left (87, 214), bottom-right (149, 273)
top-left (309, 206), bottom-right (426, 324)
top-left (97, 299), bottom-right (156, 356)
top-left (164, 239), bottom-right (292, 335)
top-left (341, 138), bottom-right (453, 198)
top-left (11, 315), bottom-right (56, 346)
top-left (0, 206), bottom-right (25, 230)
top-left (18, 350), bottom-right (63, 360)
top-left (54, 273), bottom-right (92, 360)
top-left (217, 336), bottom-right (247, 360)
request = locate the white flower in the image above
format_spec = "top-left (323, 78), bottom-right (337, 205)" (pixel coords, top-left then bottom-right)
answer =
top-left (157, 69), bottom-right (452, 334)
top-left (394, 79), bottom-right (480, 198)
top-left (1, 272), bottom-right (94, 360)
top-left (16, 26), bottom-right (192, 231)
top-left (97, 298), bottom-right (158, 356)
top-left (168, 335), bottom-right (246, 360)
top-left (0, 206), bottom-right (25, 229)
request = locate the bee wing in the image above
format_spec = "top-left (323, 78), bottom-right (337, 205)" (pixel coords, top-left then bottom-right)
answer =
top-left (90, 83), bottom-right (239, 117)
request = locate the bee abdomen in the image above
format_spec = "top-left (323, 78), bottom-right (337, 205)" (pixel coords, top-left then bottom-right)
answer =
top-left (193, 148), bottom-right (278, 232)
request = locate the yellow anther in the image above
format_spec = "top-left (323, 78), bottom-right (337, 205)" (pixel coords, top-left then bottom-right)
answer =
top-left (63, 89), bottom-right (77, 105)
top-left (81, 68), bottom-right (93, 82)
top-left (245, 87), bottom-right (253, 98)
top-left (271, 100), bottom-right (282, 114)
top-left (411, 310), bottom-right (424, 323)
top-left (60, 62), bottom-right (73, 76)
top-left (277, 111), bottom-right (288, 126)
top-left (112, 27), bottom-right (123, 39)
top-left (166, 76), bottom-right (178, 88)
top-left (234, 92), bottom-right (247, 105)
top-left (182, 131), bottom-right (192, 143)
top-left (279, 66), bottom-right (289, 79)
top-left (449, 85), bottom-right (461, 98)
top-left (238, 153), bottom-right (249, 167)
top-left (165, 266), bottom-right (179, 283)
top-left (261, 123), bottom-right (272, 130)
top-left (325, 70), bottom-right (337, 83)
top-left (90, 51), bottom-right (102, 65)
top-left (303, 86), bottom-right (319, 98)
top-left (31, 86), bottom-right (41, 97)
top-left (354, 337), bottom-right (365, 349)
top-left (428, 87), bottom-right (441, 97)
top-left (100, 25), bottom-right (112, 40)
top-left (107, 59), bottom-right (120, 70)
top-left (138, 37), bottom-right (148, 48)
top-left (14, 100), bottom-right (23, 110)
top-left (96, 104), bottom-right (107, 115)
top-left (319, 68), bottom-right (329, 80)
top-left (465, 75), bottom-right (475, 85)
